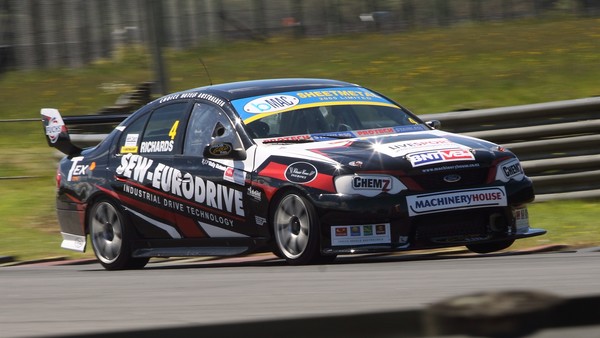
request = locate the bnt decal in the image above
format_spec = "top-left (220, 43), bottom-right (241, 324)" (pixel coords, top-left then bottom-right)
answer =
top-left (407, 148), bottom-right (475, 167)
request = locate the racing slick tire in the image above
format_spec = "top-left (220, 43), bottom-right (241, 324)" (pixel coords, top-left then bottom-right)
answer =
top-left (272, 191), bottom-right (336, 265)
top-left (89, 198), bottom-right (149, 270)
top-left (466, 239), bottom-right (515, 254)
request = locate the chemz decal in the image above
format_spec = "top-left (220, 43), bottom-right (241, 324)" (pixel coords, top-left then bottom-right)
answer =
top-left (116, 153), bottom-right (244, 217)
top-left (285, 162), bottom-right (317, 183)
top-left (406, 187), bottom-right (507, 216)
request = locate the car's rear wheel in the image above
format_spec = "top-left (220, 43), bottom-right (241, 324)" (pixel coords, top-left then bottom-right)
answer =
top-left (272, 192), bottom-right (335, 265)
top-left (89, 198), bottom-right (149, 270)
top-left (466, 239), bottom-right (515, 254)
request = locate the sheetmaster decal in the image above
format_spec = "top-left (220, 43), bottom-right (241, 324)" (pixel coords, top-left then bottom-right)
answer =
top-left (406, 187), bottom-right (507, 216)
top-left (116, 153), bottom-right (245, 218)
top-left (232, 87), bottom-right (397, 123)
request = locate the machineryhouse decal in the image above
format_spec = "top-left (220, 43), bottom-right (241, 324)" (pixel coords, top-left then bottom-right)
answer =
top-left (406, 187), bottom-right (507, 216)
top-left (116, 153), bottom-right (244, 217)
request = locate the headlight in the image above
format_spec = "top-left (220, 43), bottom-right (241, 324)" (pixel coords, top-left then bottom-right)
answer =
top-left (495, 158), bottom-right (525, 182)
top-left (334, 174), bottom-right (407, 197)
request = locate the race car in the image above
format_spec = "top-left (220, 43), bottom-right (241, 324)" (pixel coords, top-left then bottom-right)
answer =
top-left (42, 78), bottom-right (545, 270)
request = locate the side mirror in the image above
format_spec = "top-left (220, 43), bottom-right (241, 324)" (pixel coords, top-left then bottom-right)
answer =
top-left (203, 142), bottom-right (247, 160)
top-left (425, 120), bottom-right (441, 130)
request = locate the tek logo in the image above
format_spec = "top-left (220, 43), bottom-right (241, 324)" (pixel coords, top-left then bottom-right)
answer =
top-left (67, 156), bottom-right (89, 181)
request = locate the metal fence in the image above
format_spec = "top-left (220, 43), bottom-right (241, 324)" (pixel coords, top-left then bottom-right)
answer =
top-left (2, 0), bottom-right (600, 72)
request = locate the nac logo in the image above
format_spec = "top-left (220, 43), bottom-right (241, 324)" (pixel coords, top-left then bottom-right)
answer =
top-left (243, 95), bottom-right (299, 114)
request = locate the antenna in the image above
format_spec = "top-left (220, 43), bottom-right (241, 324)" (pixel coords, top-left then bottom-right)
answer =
top-left (198, 57), bottom-right (213, 86)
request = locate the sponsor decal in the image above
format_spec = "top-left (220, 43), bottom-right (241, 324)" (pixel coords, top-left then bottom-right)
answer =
top-left (223, 167), bottom-right (246, 186)
top-left (201, 158), bottom-right (228, 171)
top-left (513, 207), bottom-right (530, 232)
top-left (121, 134), bottom-right (138, 153)
top-left (348, 160), bottom-right (363, 168)
top-left (407, 148), bottom-right (475, 167)
top-left (356, 127), bottom-right (394, 136)
top-left (255, 216), bottom-right (267, 226)
top-left (296, 89), bottom-right (381, 100)
top-left (116, 153), bottom-right (245, 217)
top-left (67, 156), bottom-right (91, 181)
top-left (331, 223), bottom-right (391, 246)
top-left (285, 162), bottom-right (318, 183)
top-left (121, 146), bottom-right (139, 154)
top-left (247, 186), bottom-right (262, 201)
top-left (334, 175), bottom-right (406, 197)
top-left (263, 134), bottom-right (312, 143)
top-left (406, 187), bottom-right (507, 216)
top-left (422, 163), bottom-right (480, 173)
top-left (335, 228), bottom-right (348, 236)
top-left (501, 159), bottom-right (524, 180)
top-left (124, 134), bottom-right (139, 147)
top-left (232, 87), bottom-right (396, 123)
top-left (394, 125), bottom-right (427, 133)
top-left (159, 92), bottom-right (225, 106)
top-left (244, 95), bottom-right (300, 114)
top-left (45, 116), bottom-right (64, 144)
top-left (140, 140), bottom-right (174, 153)
top-left (208, 143), bottom-right (232, 156)
top-left (382, 138), bottom-right (455, 155)
top-left (352, 176), bottom-right (392, 192)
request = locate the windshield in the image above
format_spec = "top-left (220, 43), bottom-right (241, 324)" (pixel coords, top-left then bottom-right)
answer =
top-left (232, 87), bottom-right (427, 142)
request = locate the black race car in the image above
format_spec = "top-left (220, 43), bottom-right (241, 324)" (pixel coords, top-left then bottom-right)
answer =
top-left (42, 78), bottom-right (545, 270)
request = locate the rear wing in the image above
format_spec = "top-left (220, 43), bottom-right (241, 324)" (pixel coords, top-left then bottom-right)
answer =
top-left (41, 108), bottom-right (128, 156)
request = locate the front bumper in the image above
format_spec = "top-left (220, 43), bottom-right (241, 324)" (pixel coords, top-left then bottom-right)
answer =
top-left (312, 179), bottom-right (542, 254)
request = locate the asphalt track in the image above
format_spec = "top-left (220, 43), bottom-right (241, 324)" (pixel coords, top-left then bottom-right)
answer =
top-left (1, 247), bottom-right (600, 338)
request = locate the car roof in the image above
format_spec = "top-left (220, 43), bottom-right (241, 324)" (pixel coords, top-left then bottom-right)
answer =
top-left (176, 78), bottom-right (360, 101)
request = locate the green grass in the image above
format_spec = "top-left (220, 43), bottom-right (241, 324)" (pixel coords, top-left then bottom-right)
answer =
top-left (1, 16), bottom-right (599, 261)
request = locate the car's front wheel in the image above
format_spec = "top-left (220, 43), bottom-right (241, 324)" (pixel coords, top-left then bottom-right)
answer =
top-left (272, 192), bottom-right (335, 265)
top-left (466, 239), bottom-right (515, 254)
top-left (89, 198), bottom-right (149, 270)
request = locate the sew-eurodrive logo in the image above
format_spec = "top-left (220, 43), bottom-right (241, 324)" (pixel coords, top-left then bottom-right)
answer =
top-left (406, 187), bottom-right (507, 216)
top-left (407, 148), bottom-right (474, 167)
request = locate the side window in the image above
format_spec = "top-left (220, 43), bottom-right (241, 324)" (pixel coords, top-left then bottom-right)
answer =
top-left (117, 114), bottom-right (149, 154)
top-left (184, 103), bottom-right (238, 156)
top-left (139, 102), bottom-right (188, 155)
